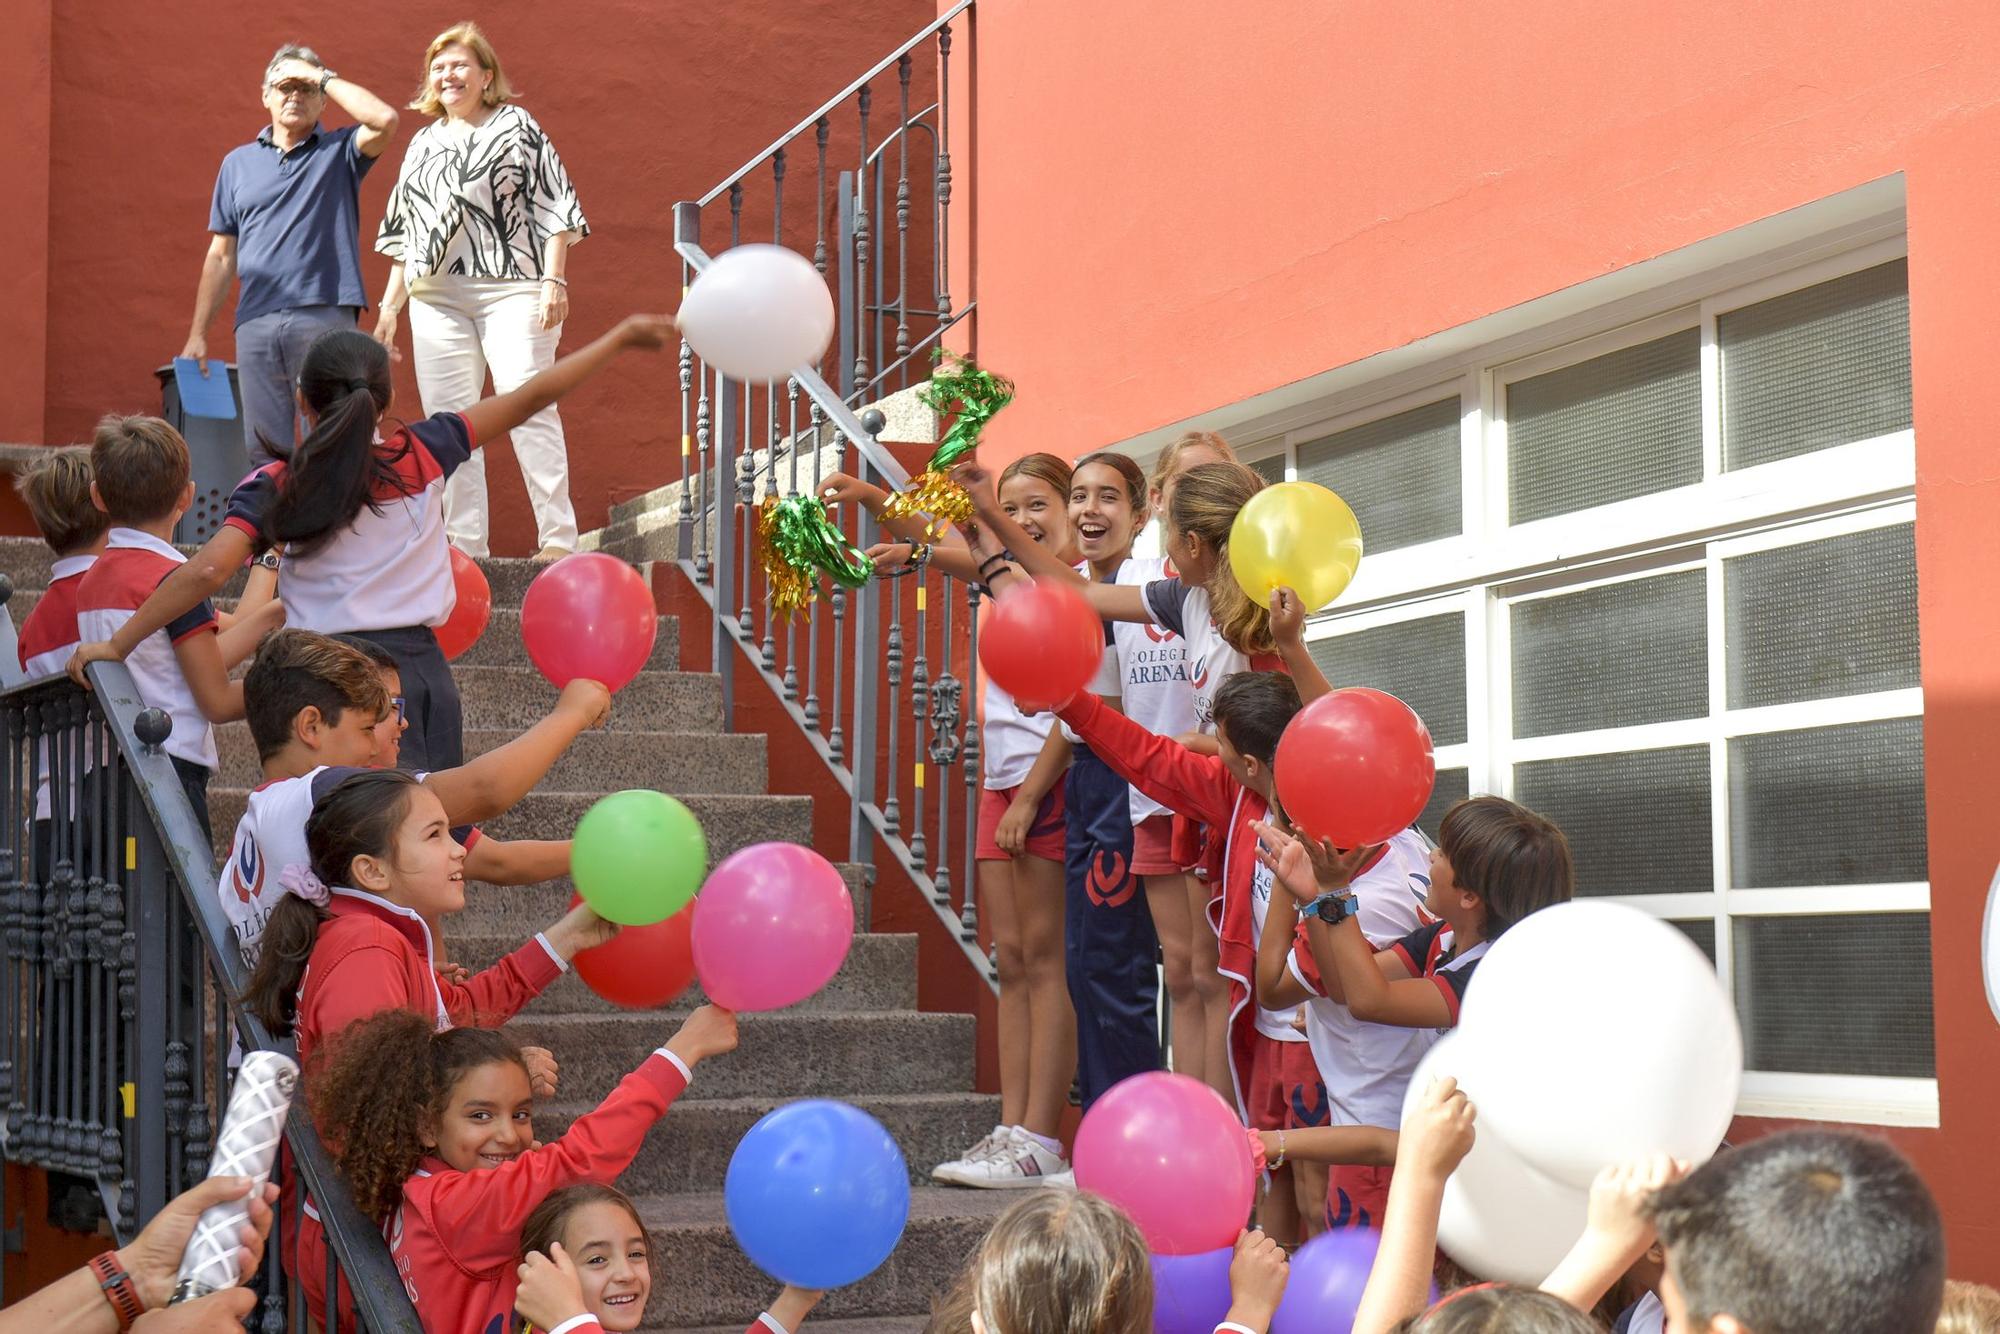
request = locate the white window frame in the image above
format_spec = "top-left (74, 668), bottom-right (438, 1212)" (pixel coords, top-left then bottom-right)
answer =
top-left (1294, 235), bottom-right (1931, 1126)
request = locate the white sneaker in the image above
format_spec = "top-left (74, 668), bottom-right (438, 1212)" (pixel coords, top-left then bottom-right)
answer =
top-left (931, 1125), bottom-right (1010, 1185)
top-left (947, 1127), bottom-right (1070, 1189)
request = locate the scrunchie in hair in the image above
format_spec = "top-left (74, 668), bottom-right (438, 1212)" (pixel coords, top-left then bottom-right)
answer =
top-left (279, 864), bottom-right (332, 907)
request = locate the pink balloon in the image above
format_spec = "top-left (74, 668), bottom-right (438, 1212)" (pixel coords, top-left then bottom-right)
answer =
top-left (519, 552), bottom-right (658, 693)
top-left (1073, 1072), bottom-right (1255, 1254)
top-left (691, 843), bottom-right (855, 1012)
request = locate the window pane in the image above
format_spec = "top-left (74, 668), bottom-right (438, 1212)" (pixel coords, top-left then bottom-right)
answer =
top-left (1671, 918), bottom-right (1718, 965)
top-left (1510, 570), bottom-right (1707, 738)
top-left (1729, 717), bottom-right (1926, 887)
top-left (1731, 913), bottom-right (1935, 1077)
top-left (1725, 524), bottom-right (1917, 710)
top-left (1246, 453), bottom-right (1287, 486)
top-left (1513, 746), bottom-right (1712, 896)
top-left (1506, 329), bottom-right (1701, 524)
top-left (1418, 768), bottom-right (1470, 843)
top-left (1296, 398), bottom-right (1461, 553)
top-left (1310, 612), bottom-right (1468, 746)
top-left (1720, 259), bottom-right (1912, 471)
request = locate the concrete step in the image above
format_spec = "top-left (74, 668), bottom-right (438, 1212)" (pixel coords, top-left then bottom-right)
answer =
top-left (451, 606), bottom-right (681, 672)
top-left (475, 557), bottom-right (553, 608)
top-left (666, 1319), bottom-right (929, 1334)
top-left (210, 725), bottom-right (770, 797)
top-left (539, 1090), bottom-right (999, 1194)
top-left (503, 1010), bottom-right (976, 1104)
top-left (479, 790), bottom-right (810, 856)
top-left (629, 1187), bottom-right (1009, 1328)
top-left (450, 931), bottom-right (917, 1016)
top-left (455, 665), bottom-right (722, 733)
top-left (207, 790), bottom-right (814, 871)
top-left (448, 863), bottom-right (873, 939)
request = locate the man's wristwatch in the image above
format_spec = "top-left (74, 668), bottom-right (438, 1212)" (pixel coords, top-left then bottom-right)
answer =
top-left (1301, 890), bottom-right (1358, 924)
top-left (319, 68), bottom-right (339, 90)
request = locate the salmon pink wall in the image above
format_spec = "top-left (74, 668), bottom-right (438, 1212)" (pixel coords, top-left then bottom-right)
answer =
top-left (4, 0), bottom-right (928, 550)
top-left (967, 0), bottom-right (2000, 1275)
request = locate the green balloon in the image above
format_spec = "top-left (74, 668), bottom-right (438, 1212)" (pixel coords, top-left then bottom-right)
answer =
top-left (571, 790), bottom-right (709, 925)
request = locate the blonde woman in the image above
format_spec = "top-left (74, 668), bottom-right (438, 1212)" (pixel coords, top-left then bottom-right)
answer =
top-left (371, 22), bottom-right (587, 559)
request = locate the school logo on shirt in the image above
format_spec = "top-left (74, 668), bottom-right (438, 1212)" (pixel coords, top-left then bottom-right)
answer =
top-left (1144, 622), bottom-right (1176, 643)
top-left (1085, 849), bottom-right (1135, 908)
top-left (230, 837), bottom-right (263, 906)
top-left (1190, 656), bottom-right (1210, 690)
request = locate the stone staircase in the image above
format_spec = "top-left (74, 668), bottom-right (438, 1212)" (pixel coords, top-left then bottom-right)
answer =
top-left (2, 538), bottom-right (1009, 1332)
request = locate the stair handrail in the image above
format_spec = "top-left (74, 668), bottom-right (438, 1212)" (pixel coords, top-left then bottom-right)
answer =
top-left (0, 629), bottom-right (421, 1332)
top-left (671, 220), bottom-right (912, 492)
top-left (698, 0), bottom-right (973, 209)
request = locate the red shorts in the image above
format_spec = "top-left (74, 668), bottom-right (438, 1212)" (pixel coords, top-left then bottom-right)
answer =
top-left (1281, 1040), bottom-right (1330, 1129)
top-left (1131, 814), bottom-right (1179, 876)
top-left (975, 779), bottom-right (1067, 862)
top-left (1327, 1163), bottom-right (1392, 1231)
top-left (1170, 812), bottom-right (1204, 872)
top-left (1244, 1032), bottom-right (1308, 1132)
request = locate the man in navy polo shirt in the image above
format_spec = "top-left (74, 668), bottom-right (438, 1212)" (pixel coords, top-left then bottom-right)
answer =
top-left (181, 45), bottom-right (399, 466)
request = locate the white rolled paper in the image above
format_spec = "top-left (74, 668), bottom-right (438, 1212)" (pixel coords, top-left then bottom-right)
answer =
top-left (171, 1049), bottom-right (298, 1303)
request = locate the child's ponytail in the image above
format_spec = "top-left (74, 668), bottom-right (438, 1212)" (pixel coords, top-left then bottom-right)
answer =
top-left (243, 895), bottom-right (331, 1035)
top-left (310, 1012), bottom-right (526, 1222)
top-left (266, 329), bottom-right (404, 558)
top-left (1169, 461), bottom-right (1275, 656)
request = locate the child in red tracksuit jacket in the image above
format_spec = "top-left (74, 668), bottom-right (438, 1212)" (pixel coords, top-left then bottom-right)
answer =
top-left (311, 1005), bottom-right (737, 1334)
top-left (513, 1183), bottom-right (826, 1334)
top-left (240, 766), bottom-right (616, 1323)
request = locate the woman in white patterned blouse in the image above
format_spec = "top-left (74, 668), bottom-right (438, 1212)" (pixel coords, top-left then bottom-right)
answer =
top-left (371, 21), bottom-right (588, 560)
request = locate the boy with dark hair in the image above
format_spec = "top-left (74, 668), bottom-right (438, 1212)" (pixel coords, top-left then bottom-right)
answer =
top-left (1647, 1129), bottom-right (1945, 1334)
top-left (76, 416), bottom-right (281, 835)
top-left (1054, 668), bottom-right (1431, 1241)
top-left (14, 447), bottom-right (109, 680)
top-left (221, 628), bottom-right (602, 966)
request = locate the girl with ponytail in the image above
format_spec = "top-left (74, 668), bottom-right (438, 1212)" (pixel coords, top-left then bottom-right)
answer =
top-left (70, 312), bottom-right (677, 769)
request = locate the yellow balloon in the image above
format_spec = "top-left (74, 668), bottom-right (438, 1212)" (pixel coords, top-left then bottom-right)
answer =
top-left (1228, 481), bottom-right (1363, 612)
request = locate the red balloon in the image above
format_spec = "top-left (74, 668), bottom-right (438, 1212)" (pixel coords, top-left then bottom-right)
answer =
top-left (519, 553), bottom-right (658, 692)
top-left (435, 548), bottom-right (492, 661)
top-left (570, 893), bottom-right (697, 1009)
top-left (1275, 687), bottom-right (1436, 847)
top-left (977, 577), bottom-right (1103, 712)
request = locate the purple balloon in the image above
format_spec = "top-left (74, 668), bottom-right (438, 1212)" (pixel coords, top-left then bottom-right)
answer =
top-left (1270, 1229), bottom-right (1415, 1334)
top-left (1150, 1247), bottom-right (1234, 1334)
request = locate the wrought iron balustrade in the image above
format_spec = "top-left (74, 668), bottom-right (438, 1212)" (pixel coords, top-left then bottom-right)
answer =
top-left (668, 1), bottom-right (996, 988)
top-left (0, 584), bottom-right (419, 1333)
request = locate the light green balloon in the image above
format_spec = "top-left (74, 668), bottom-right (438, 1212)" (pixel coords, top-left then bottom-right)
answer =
top-left (571, 790), bottom-right (709, 925)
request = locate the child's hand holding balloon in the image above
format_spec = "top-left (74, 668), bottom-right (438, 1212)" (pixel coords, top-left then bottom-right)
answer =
top-left (666, 1004), bottom-right (740, 1068)
top-left (1403, 1075), bottom-right (1478, 1185)
top-left (1225, 1229), bottom-right (1290, 1330)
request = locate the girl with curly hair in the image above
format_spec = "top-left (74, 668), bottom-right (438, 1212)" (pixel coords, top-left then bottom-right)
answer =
top-left (308, 1003), bottom-right (738, 1333)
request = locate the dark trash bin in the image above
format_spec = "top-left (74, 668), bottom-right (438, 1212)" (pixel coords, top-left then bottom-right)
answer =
top-left (155, 362), bottom-right (251, 546)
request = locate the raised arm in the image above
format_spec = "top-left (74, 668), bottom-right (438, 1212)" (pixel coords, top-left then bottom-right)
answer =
top-left (181, 234), bottom-right (238, 364)
top-left (459, 314), bottom-right (675, 446)
top-left (423, 679), bottom-right (611, 824)
top-left (1352, 1078), bottom-right (1475, 1334)
top-left (1251, 821), bottom-right (1433, 1022)
top-left (68, 524), bottom-right (256, 685)
top-left (462, 837), bottom-right (572, 887)
top-left (820, 471), bottom-right (946, 548)
top-left (953, 485), bottom-right (1151, 621)
top-left (322, 70), bottom-right (399, 156)
top-left (1269, 587), bottom-right (1332, 704)
top-left (1541, 1155), bottom-right (1687, 1313)
top-left (1255, 874), bottom-right (1312, 1009)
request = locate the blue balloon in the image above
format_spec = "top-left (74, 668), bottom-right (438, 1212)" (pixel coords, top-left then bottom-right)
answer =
top-left (1150, 1247), bottom-right (1234, 1334)
top-left (724, 1099), bottom-right (911, 1288)
top-left (1271, 1229), bottom-right (1389, 1334)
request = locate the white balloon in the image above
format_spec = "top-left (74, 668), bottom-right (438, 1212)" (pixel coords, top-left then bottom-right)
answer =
top-left (1983, 862), bottom-right (2000, 1029)
top-left (677, 244), bottom-right (835, 383)
top-left (1400, 1036), bottom-right (1590, 1285)
top-left (1455, 900), bottom-right (1741, 1189)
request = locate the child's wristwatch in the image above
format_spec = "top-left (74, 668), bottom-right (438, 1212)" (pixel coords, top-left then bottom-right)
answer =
top-left (1301, 890), bottom-right (1358, 924)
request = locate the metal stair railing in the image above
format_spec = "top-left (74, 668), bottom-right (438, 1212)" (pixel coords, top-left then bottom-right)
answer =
top-left (0, 579), bottom-right (421, 1333)
top-left (668, 1), bottom-right (997, 989)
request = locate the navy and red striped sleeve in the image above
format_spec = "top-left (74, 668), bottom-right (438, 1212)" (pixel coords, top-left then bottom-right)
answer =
top-left (1389, 920), bottom-right (1447, 979)
top-left (222, 462), bottom-right (284, 548)
top-left (404, 411), bottom-right (475, 477)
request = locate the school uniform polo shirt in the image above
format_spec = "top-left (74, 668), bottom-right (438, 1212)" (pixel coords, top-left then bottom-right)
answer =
top-left (209, 122), bottom-right (376, 326)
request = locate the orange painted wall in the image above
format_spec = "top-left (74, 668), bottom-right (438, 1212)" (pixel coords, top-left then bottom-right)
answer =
top-left (964, 0), bottom-right (2000, 1277)
top-left (4, 0), bottom-right (929, 549)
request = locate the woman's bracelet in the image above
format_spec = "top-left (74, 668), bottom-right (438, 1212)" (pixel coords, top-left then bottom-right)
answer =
top-left (542, 275), bottom-right (569, 287)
